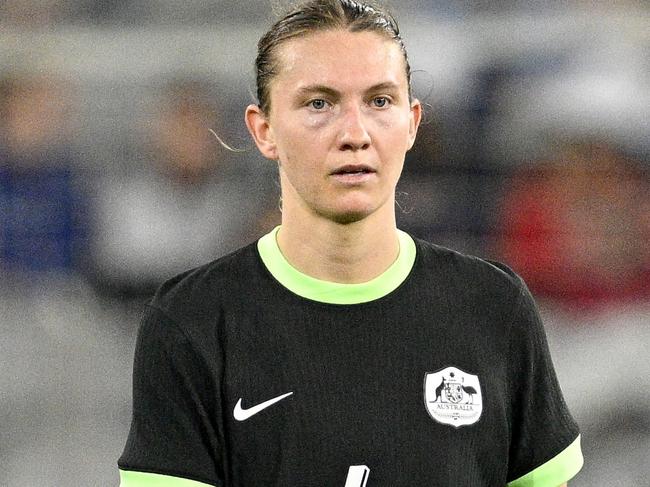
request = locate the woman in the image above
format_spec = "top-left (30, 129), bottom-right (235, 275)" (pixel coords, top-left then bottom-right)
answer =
top-left (118, 1), bottom-right (583, 486)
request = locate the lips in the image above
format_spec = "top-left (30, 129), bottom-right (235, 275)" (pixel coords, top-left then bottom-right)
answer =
top-left (329, 164), bottom-right (377, 185)
top-left (330, 164), bottom-right (376, 175)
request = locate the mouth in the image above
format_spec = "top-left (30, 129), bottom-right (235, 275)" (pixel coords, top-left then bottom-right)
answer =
top-left (330, 164), bottom-right (376, 176)
top-left (329, 164), bottom-right (377, 185)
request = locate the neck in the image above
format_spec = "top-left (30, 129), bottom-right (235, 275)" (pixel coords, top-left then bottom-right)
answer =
top-left (277, 205), bottom-right (399, 284)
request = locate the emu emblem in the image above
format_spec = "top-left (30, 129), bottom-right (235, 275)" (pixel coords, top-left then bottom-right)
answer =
top-left (424, 366), bottom-right (483, 427)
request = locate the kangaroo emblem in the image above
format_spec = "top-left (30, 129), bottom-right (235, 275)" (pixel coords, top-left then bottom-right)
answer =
top-left (432, 378), bottom-right (446, 402)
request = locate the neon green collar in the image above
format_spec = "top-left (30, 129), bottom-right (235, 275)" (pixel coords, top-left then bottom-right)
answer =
top-left (257, 226), bottom-right (416, 304)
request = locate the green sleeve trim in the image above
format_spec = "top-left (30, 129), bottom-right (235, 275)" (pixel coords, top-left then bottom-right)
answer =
top-left (257, 225), bottom-right (416, 304)
top-left (507, 435), bottom-right (584, 487)
top-left (119, 469), bottom-right (215, 487)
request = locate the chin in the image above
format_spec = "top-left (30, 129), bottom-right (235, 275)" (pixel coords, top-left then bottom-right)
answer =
top-left (319, 204), bottom-right (376, 225)
top-left (330, 212), bottom-right (370, 225)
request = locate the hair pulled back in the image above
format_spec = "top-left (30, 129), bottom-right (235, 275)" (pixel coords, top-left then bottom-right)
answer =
top-left (255, 0), bottom-right (411, 114)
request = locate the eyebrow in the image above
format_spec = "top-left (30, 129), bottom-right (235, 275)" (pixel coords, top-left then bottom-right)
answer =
top-left (296, 81), bottom-right (401, 98)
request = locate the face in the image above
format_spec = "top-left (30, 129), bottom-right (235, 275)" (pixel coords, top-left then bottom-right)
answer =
top-left (246, 29), bottom-right (421, 224)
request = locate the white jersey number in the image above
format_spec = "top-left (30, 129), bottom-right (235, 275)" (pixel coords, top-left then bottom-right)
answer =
top-left (344, 465), bottom-right (370, 487)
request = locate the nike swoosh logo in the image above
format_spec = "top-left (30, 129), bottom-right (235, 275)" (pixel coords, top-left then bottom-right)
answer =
top-left (233, 392), bottom-right (294, 421)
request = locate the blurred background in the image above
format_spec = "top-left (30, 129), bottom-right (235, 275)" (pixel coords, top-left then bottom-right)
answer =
top-left (0, 1), bottom-right (648, 485)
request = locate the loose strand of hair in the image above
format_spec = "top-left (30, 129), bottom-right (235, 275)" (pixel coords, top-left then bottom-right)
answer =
top-left (208, 128), bottom-right (249, 153)
top-left (395, 190), bottom-right (414, 215)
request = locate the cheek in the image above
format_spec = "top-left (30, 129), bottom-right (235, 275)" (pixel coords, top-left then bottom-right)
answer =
top-left (305, 113), bottom-right (332, 129)
top-left (372, 110), bottom-right (395, 130)
top-left (278, 140), bottom-right (319, 186)
top-left (374, 111), bottom-right (411, 149)
top-left (275, 114), bottom-right (332, 157)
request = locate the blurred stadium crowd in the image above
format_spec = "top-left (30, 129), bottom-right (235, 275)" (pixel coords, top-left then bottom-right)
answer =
top-left (1, 1), bottom-right (648, 486)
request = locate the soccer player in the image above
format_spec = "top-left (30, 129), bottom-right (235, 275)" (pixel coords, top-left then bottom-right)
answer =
top-left (117, 1), bottom-right (583, 485)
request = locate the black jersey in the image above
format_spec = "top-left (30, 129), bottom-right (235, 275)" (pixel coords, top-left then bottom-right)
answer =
top-left (118, 228), bottom-right (582, 487)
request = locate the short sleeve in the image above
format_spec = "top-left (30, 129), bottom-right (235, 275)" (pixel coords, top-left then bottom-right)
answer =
top-left (118, 305), bottom-right (223, 486)
top-left (506, 280), bottom-right (583, 486)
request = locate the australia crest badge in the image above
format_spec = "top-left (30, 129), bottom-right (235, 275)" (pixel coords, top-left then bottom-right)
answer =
top-left (424, 366), bottom-right (483, 427)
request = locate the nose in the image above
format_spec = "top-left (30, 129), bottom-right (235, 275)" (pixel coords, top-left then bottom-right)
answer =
top-left (337, 104), bottom-right (371, 151)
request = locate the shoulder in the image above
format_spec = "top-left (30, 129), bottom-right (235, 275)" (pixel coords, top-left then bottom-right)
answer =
top-left (412, 236), bottom-right (527, 300)
top-left (148, 240), bottom-right (262, 327)
top-left (128, 245), bottom-right (266, 396)
top-left (410, 236), bottom-right (543, 341)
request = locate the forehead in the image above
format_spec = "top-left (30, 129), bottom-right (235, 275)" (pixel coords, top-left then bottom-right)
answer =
top-left (271, 29), bottom-right (408, 96)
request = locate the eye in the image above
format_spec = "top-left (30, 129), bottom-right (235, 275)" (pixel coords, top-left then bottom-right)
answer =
top-left (372, 96), bottom-right (390, 108)
top-left (308, 99), bottom-right (328, 110)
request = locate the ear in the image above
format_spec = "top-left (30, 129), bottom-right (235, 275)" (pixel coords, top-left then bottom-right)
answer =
top-left (406, 99), bottom-right (422, 151)
top-left (245, 104), bottom-right (278, 160)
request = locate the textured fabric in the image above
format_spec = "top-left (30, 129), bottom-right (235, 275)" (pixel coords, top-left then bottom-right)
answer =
top-left (118, 230), bottom-right (582, 486)
top-left (507, 436), bottom-right (583, 487)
